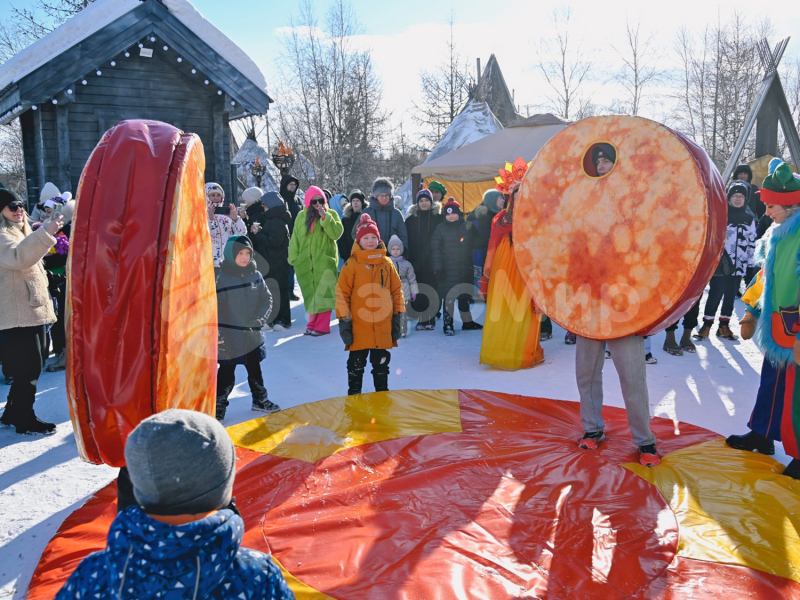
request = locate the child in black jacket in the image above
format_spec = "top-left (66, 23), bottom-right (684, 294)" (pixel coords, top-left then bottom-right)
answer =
top-left (430, 198), bottom-right (482, 335)
top-left (216, 236), bottom-right (278, 421)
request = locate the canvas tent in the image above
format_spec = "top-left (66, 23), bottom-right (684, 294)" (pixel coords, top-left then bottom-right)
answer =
top-left (410, 114), bottom-right (567, 212)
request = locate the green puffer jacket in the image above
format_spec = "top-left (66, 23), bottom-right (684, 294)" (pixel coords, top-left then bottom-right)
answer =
top-left (288, 209), bottom-right (344, 314)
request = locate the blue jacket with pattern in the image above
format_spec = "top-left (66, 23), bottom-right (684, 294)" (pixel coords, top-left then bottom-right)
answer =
top-left (55, 506), bottom-right (294, 600)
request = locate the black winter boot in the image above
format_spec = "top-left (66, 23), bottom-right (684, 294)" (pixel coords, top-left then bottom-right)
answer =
top-left (251, 386), bottom-right (280, 414)
top-left (373, 371), bottom-right (389, 392)
top-left (215, 398), bottom-right (228, 422)
top-left (725, 431), bottom-right (774, 455)
top-left (348, 369), bottom-right (364, 395)
top-left (443, 313), bottom-right (455, 336)
top-left (784, 459), bottom-right (800, 480)
top-left (12, 407), bottom-right (56, 435)
top-left (0, 398), bottom-right (16, 427)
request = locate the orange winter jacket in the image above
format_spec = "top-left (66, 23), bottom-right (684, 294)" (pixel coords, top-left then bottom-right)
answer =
top-left (336, 241), bottom-right (405, 351)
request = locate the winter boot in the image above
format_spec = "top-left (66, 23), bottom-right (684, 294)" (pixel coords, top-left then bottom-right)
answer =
top-left (0, 398), bottom-right (16, 427)
top-left (564, 332), bottom-right (577, 345)
top-left (663, 330), bottom-right (683, 356)
top-left (693, 320), bottom-right (713, 341)
top-left (462, 321), bottom-right (483, 331)
top-left (215, 398), bottom-right (228, 422)
top-left (716, 321), bottom-right (739, 340)
top-left (12, 404), bottom-right (55, 435)
top-left (251, 384), bottom-right (280, 414)
top-left (443, 313), bottom-right (455, 336)
top-left (638, 444), bottom-right (661, 467)
top-left (373, 371), bottom-right (389, 392)
top-left (578, 430), bottom-right (605, 449)
top-left (783, 459), bottom-right (800, 480)
top-left (680, 328), bottom-right (697, 353)
top-left (347, 369), bottom-right (364, 395)
top-left (45, 350), bottom-right (66, 372)
top-left (725, 431), bottom-right (774, 454)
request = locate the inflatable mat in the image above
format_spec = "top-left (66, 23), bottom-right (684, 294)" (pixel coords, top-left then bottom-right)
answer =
top-left (66, 119), bottom-right (218, 467)
top-left (513, 115), bottom-right (727, 339)
top-left (28, 391), bottom-right (800, 599)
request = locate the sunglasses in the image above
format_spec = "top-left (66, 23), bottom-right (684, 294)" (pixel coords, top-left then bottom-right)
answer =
top-left (310, 198), bottom-right (325, 206)
top-left (6, 202), bottom-right (24, 212)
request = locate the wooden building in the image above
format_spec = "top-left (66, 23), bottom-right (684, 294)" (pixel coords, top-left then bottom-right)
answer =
top-left (0, 0), bottom-right (272, 206)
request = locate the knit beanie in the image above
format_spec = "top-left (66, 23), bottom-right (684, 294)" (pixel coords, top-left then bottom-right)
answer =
top-left (355, 213), bottom-right (380, 244)
top-left (591, 143), bottom-right (616, 166)
top-left (761, 161), bottom-right (800, 206)
top-left (242, 186), bottom-right (264, 207)
top-left (348, 189), bottom-right (366, 202)
top-left (428, 181), bottom-right (447, 196)
top-left (304, 185), bottom-right (326, 208)
top-left (39, 181), bottom-right (61, 203)
top-left (443, 197), bottom-right (462, 216)
top-left (387, 234), bottom-right (404, 254)
top-left (0, 188), bottom-right (22, 213)
top-left (223, 234), bottom-right (253, 264)
top-left (205, 182), bottom-right (224, 200)
top-left (261, 191), bottom-right (284, 211)
top-left (124, 409), bottom-right (236, 516)
top-left (415, 189), bottom-right (433, 204)
top-left (371, 177), bottom-right (394, 199)
top-left (482, 189), bottom-right (505, 214)
top-left (727, 181), bottom-right (750, 201)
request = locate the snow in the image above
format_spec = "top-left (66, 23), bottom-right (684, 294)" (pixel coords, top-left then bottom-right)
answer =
top-left (231, 138), bottom-right (281, 195)
top-left (0, 0), bottom-right (269, 96)
top-left (398, 99), bottom-right (503, 210)
top-left (0, 293), bottom-right (783, 598)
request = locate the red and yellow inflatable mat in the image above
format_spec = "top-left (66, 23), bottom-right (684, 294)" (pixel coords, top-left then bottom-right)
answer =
top-left (28, 390), bottom-right (800, 599)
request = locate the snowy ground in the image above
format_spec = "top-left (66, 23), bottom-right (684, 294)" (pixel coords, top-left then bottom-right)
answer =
top-left (0, 294), bottom-right (782, 599)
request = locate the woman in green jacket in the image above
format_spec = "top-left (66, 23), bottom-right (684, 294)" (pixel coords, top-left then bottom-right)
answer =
top-left (288, 186), bottom-right (344, 335)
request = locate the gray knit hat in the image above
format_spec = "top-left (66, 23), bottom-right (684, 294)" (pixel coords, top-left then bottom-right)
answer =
top-left (387, 234), bottom-right (404, 254)
top-left (124, 409), bottom-right (236, 515)
top-left (371, 177), bottom-right (394, 198)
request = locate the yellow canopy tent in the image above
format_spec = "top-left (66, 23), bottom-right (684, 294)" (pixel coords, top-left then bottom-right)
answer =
top-left (411, 114), bottom-right (568, 213)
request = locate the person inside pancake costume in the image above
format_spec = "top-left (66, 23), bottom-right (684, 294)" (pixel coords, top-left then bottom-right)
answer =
top-left (729, 161), bottom-right (800, 479)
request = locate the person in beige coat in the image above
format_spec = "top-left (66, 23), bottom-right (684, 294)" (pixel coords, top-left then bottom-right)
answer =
top-left (0, 189), bottom-right (64, 434)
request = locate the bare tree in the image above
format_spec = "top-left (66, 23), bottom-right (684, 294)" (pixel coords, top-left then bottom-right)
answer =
top-left (412, 15), bottom-right (473, 145)
top-left (611, 20), bottom-right (661, 116)
top-left (0, 120), bottom-right (27, 196)
top-left (670, 14), bottom-right (772, 168)
top-left (535, 7), bottom-right (593, 121)
top-left (272, 0), bottom-right (387, 193)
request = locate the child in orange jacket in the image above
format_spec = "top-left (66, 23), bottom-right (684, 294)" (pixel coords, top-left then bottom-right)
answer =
top-left (336, 213), bottom-right (405, 394)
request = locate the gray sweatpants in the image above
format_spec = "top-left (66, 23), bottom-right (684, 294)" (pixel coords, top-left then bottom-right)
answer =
top-left (576, 335), bottom-right (655, 446)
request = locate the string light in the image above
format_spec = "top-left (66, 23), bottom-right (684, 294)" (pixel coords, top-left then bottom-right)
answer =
top-left (96, 70), bottom-right (102, 76)
top-left (31, 105), bottom-right (37, 110)
top-left (81, 79), bottom-right (87, 85)
top-left (191, 68), bottom-right (197, 74)
top-left (150, 36), bottom-right (156, 42)
top-left (124, 51), bottom-right (130, 57)
top-left (67, 89), bottom-right (73, 95)
top-left (217, 90), bottom-right (222, 95)
top-left (177, 57), bottom-right (183, 63)
top-left (52, 99), bottom-right (58, 104)
top-left (204, 79), bottom-right (209, 85)
top-left (110, 60), bottom-right (116, 66)
top-left (162, 45), bottom-right (168, 51)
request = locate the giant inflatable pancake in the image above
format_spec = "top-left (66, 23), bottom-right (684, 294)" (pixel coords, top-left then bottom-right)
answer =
top-left (27, 391), bottom-right (800, 599)
top-left (66, 120), bottom-right (217, 467)
top-left (513, 116), bottom-right (727, 339)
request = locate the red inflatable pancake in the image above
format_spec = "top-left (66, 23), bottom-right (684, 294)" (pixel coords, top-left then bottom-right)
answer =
top-left (66, 120), bottom-right (218, 467)
top-left (513, 116), bottom-right (726, 339)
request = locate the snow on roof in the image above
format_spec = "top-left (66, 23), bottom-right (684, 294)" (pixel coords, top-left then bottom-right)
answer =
top-left (0, 0), bottom-right (268, 95)
top-left (398, 99), bottom-right (502, 209)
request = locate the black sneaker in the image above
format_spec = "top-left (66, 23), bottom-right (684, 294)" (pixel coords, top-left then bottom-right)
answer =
top-left (645, 353), bottom-right (658, 365)
top-left (289, 292), bottom-right (300, 301)
top-left (565, 333), bottom-right (576, 345)
top-left (725, 431), bottom-right (775, 454)
top-left (462, 321), bottom-right (483, 331)
top-left (540, 332), bottom-right (552, 341)
top-left (252, 397), bottom-right (281, 414)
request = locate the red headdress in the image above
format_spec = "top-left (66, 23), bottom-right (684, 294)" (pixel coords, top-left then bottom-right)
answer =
top-left (494, 157), bottom-right (531, 195)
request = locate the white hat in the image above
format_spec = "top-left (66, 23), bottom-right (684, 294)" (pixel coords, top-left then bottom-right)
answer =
top-left (242, 187), bottom-right (264, 207)
top-left (39, 182), bottom-right (61, 203)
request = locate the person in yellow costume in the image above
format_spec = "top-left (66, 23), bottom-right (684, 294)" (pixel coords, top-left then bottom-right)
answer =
top-left (478, 158), bottom-right (544, 370)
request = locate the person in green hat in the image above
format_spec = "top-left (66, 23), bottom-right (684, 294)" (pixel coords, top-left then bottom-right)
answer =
top-left (428, 181), bottom-right (447, 204)
top-left (727, 161), bottom-right (800, 479)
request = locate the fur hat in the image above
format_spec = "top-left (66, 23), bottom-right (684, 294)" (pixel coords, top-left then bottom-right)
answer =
top-left (443, 197), bottom-right (462, 217)
top-left (124, 409), bottom-right (236, 516)
top-left (428, 181), bottom-right (447, 196)
top-left (387, 234), bottom-right (404, 254)
top-left (39, 182), bottom-right (61, 203)
top-left (242, 186), bottom-right (264, 207)
top-left (415, 189), bottom-right (433, 204)
top-left (371, 177), bottom-right (394, 199)
top-left (304, 185), bottom-right (327, 208)
top-left (732, 164), bottom-right (753, 183)
top-left (355, 213), bottom-right (380, 244)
